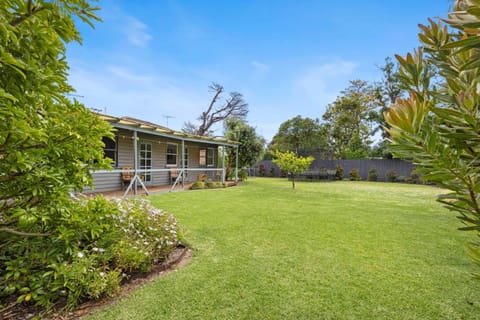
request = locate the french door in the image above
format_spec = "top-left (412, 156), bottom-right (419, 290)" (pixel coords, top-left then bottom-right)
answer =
top-left (139, 142), bottom-right (152, 183)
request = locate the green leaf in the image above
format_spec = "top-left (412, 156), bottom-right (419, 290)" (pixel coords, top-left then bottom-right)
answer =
top-left (442, 35), bottom-right (480, 49)
top-left (460, 54), bottom-right (480, 70)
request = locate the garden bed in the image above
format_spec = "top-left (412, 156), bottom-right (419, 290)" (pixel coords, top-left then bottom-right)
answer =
top-left (1, 245), bottom-right (192, 320)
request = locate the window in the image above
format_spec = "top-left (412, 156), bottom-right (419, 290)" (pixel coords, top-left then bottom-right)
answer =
top-left (166, 143), bottom-right (177, 166)
top-left (207, 148), bottom-right (215, 166)
top-left (139, 142), bottom-right (152, 182)
top-left (200, 148), bottom-right (215, 167)
top-left (199, 149), bottom-right (206, 166)
top-left (102, 136), bottom-right (117, 166)
top-left (183, 146), bottom-right (189, 167)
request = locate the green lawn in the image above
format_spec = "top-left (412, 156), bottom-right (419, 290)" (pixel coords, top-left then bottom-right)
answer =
top-left (86, 178), bottom-right (480, 319)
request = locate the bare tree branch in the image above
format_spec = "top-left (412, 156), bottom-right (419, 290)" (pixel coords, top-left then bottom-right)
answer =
top-left (184, 83), bottom-right (248, 136)
top-left (182, 121), bottom-right (200, 135)
top-left (201, 83), bottom-right (224, 120)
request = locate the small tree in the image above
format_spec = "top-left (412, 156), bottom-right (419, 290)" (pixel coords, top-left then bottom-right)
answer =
top-left (384, 1), bottom-right (480, 276)
top-left (224, 118), bottom-right (265, 179)
top-left (272, 151), bottom-right (314, 189)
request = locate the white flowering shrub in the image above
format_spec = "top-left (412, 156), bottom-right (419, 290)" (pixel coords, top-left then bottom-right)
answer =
top-left (111, 199), bottom-right (181, 272)
top-left (0, 196), bottom-right (182, 311)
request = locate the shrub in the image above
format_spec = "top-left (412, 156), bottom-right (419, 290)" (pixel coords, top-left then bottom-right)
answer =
top-left (396, 176), bottom-right (407, 183)
top-left (386, 170), bottom-right (398, 182)
top-left (191, 181), bottom-right (227, 190)
top-left (335, 164), bottom-right (344, 180)
top-left (269, 167), bottom-right (275, 177)
top-left (205, 181), bottom-right (215, 188)
top-left (237, 170), bottom-right (248, 181)
top-left (408, 171), bottom-right (421, 184)
top-left (259, 164), bottom-right (265, 177)
top-left (383, 1), bottom-right (480, 275)
top-left (191, 181), bottom-right (205, 190)
top-left (227, 169), bottom-right (248, 181)
top-left (367, 167), bottom-right (378, 181)
top-left (349, 168), bottom-right (361, 181)
top-left (0, 197), bottom-right (181, 311)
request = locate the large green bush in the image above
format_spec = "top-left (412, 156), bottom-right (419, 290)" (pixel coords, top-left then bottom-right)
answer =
top-left (367, 167), bottom-right (378, 181)
top-left (386, 170), bottom-right (398, 183)
top-left (231, 169), bottom-right (248, 181)
top-left (0, 0), bottom-right (184, 314)
top-left (0, 196), bottom-right (181, 310)
top-left (335, 164), bottom-right (344, 180)
top-left (349, 168), bottom-right (361, 181)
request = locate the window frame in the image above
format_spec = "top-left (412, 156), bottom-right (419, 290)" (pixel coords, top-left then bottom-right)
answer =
top-left (166, 142), bottom-right (178, 166)
top-left (199, 147), bottom-right (215, 167)
top-left (102, 136), bottom-right (117, 167)
top-left (139, 141), bottom-right (153, 182)
top-left (207, 148), bottom-right (215, 167)
top-left (183, 146), bottom-right (189, 168)
top-left (199, 148), bottom-right (206, 166)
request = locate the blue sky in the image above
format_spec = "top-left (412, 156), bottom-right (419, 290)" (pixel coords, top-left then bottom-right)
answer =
top-left (67, 0), bottom-right (451, 142)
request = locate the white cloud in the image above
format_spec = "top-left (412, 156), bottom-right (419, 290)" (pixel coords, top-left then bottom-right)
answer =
top-left (106, 66), bottom-right (154, 87)
top-left (251, 60), bottom-right (270, 73)
top-left (295, 59), bottom-right (357, 106)
top-left (68, 64), bottom-right (208, 131)
top-left (167, 1), bottom-right (207, 42)
top-left (124, 16), bottom-right (152, 47)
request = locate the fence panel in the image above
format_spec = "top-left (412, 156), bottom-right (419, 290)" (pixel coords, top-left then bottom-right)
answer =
top-left (250, 159), bottom-right (415, 181)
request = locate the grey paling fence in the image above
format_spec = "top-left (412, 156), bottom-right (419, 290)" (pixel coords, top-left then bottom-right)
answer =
top-left (249, 159), bottom-right (415, 182)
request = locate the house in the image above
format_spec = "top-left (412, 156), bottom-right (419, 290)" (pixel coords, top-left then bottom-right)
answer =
top-left (86, 114), bottom-right (240, 195)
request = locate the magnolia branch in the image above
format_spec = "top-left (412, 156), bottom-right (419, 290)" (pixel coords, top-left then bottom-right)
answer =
top-left (0, 227), bottom-right (50, 237)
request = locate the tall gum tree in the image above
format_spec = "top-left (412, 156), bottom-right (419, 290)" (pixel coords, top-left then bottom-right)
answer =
top-left (323, 80), bottom-right (377, 159)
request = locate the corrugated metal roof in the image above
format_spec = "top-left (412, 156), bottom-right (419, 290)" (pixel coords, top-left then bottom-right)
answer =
top-left (96, 113), bottom-right (240, 146)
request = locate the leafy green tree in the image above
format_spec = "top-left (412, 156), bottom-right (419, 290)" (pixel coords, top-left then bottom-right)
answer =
top-left (269, 116), bottom-right (328, 158)
top-left (272, 150), bottom-right (314, 189)
top-left (373, 57), bottom-right (405, 138)
top-left (369, 140), bottom-right (393, 159)
top-left (0, 2), bottom-right (111, 241)
top-left (0, 0), bottom-right (121, 310)
top-left (367, 57), bottom-right (406, 159)
top-left (322, 80), bottom-right (377, 159)
top-left (0, 0), bottom-right (111, 236)
top-left (224, 118), bottom-right (265, 179)
top-left (384, 0), bottom-right (480, 277)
